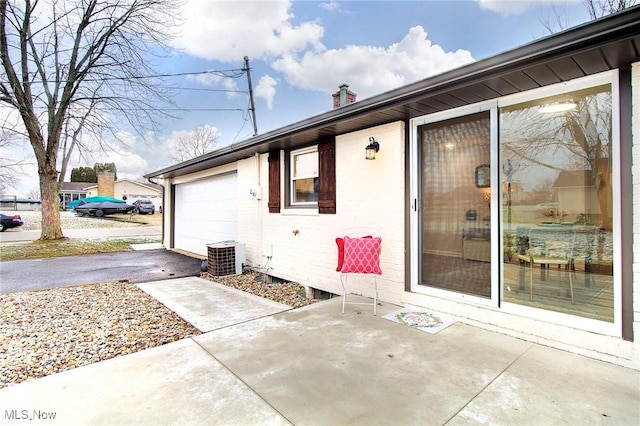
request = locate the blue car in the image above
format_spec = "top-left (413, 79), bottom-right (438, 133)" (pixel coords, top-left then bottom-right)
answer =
top-left (133, 200), bottom-right (155, 214)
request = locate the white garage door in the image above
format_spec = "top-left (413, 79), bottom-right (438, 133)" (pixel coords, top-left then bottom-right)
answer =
top-left (174, 172), bottom-right (238, 257)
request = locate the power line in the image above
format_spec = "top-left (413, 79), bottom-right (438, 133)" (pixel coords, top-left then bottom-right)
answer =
top-left (0, 84), bottom-right (248, 94)
top-left (4, 105), bottom-right (246, 112)
top-left (163, 87), bottom-right (248, 93)
top-left (91, 69), bottom-right (246, 81)
top-left (74, 108), bottom-right (247, 112)
top-left (0, 64), bottom-right (258, 137)
top-left (0, 67), bottom-right (247, 86)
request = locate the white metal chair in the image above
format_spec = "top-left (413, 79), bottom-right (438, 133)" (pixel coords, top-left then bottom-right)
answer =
top-left (517, 226), bottom-right (576, 304)
top-left (337, 229), bottom-right (382, 315)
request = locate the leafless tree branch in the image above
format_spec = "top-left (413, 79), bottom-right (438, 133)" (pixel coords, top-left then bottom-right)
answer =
top-left (168, 124), bottom-right (220, 163)
top-left (0, 0), bottom-right (184, 239)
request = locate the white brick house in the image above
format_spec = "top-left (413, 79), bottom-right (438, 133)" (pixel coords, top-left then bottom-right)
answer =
top-left (147, 9), bottom-right (640, 369)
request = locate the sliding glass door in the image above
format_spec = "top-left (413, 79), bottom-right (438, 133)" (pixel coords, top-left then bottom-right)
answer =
top-left (412, 72), bottom-right (617, 328)
top-left (418, 112), bottom-right (491, 298)
top-left (500, 84), bottom-right (614, 322)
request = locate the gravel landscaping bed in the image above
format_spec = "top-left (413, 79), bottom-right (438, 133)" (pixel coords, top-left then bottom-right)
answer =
top-left (0, 281), bottom-right (200, 389)
top-left (1, 271), bottom-right (318, 389)
top-left (201, 269), bottom-right (320, 309)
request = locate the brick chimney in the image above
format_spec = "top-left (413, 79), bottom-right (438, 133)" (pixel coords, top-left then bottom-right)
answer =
top-left (97, 172), bottom-right (115, 197)
top-left (332, 84), bottom-right (357, 109)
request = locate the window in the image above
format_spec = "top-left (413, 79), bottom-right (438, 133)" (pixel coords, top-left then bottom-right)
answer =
top-left (290, 146), bottom-right (319, 205)
top-left (268, 137), bottom-right (336, 214)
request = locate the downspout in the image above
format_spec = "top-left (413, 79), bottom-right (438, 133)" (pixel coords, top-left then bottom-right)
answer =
top-left (255, 153), bottom-right (263, 266)
top-left (147, 176), bottom-right (165, 247)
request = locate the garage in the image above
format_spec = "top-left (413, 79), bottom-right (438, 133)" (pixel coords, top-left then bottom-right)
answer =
top-left (173, 172), bottom-right (238, 257)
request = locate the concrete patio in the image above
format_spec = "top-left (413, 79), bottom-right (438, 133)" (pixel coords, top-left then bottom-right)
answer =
top-left (1, 276), bottom-right (638, 425)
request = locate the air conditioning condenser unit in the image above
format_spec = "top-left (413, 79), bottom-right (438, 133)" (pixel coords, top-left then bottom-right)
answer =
top-left (206, 241), bottom-right (245, 276)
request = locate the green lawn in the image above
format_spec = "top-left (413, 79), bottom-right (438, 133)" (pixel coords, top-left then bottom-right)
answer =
top-left (0, 237), bottom-right (161, 261)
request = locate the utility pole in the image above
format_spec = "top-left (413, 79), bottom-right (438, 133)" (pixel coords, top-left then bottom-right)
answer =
top-left (244, 56), bottom-right (258, 136)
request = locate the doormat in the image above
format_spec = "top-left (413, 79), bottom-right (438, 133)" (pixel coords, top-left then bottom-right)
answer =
top-left (382, 308), bottom-right (455, 334)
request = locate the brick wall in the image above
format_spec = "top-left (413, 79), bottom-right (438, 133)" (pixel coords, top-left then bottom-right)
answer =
top-left (332, 84), bottom-right (357, 109)
top-left (97, 172), bottom-right (115, 197)
top-left (237, 121), bottom-right (406, 303)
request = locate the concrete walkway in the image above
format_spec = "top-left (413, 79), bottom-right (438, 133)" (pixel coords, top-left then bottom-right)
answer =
top-left (1, 277), bottom-right (638, 425)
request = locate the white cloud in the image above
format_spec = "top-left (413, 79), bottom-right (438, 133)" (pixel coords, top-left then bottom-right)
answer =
top-left (255, 75), bottom-right (278, 109)
top-left (187, 72), bottom-right (224, 86)
top-left (272, 26), bottom-right (475, 100)
top-left (175, 0), bottom-right (325, 62)
top-left (99, 150), bottom-right (149, 180)
top-left (475, 0), bottom-right (573, 16)
top-left (186, 72), bottom-right (241, 98)
top-left (319, 1), bottom-right (341, 12)
top-left (66, 135), bottom-right (150, 181)
top-left (59, 131), bottom-right (152, 182)
top-left (222, 78), bottom-right (241, 98)
top-left (476, 0), bottom-right (534, 15)
top-left (174, 3), bottom-right (477, 107)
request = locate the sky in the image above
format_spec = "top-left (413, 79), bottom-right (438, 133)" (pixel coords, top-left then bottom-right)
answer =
top-left (2, 0), bottom-right (594, 198)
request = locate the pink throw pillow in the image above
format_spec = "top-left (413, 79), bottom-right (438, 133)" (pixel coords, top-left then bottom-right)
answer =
top-left (336, 236), bottom-right (372, 271)
top-left (341, 236), bottom-right (382, 275)
top-left (336, 238), bottom-right (345, 272)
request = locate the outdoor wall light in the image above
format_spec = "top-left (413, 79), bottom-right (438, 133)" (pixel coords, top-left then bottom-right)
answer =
top-left (365, 137), bottom-right (380, 160)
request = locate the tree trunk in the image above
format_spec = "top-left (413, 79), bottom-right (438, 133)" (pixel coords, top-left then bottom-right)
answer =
top-left (39, 161), bottom-right (64, 240)
top-left (596, 163), bottom-right (612, 232)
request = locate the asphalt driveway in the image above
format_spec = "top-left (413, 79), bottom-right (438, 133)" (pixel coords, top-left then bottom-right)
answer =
top-left (0, 249), bottom-right (203, 294)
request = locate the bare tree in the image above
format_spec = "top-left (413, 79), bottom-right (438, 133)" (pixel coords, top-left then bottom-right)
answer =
top-left (525, 176), bottom-right (556, 205)
top-left (57, 99), bottom-right (100, 188)
top-left (541, 0), bottom-right (638, 33)
top-left (0, 129), bottom-right (27, 190)
top-left (529, 0), bottom-right (635, 231)
top-left (168, 124), bottom-right (220, 163)
top-left (0, 0), bottom-right (183, 240)
top-left (27, 188), bottom-right (39, 199)
top-left (502, 89), bottom-right (613, 230)
top-left (584, 0), bottom-right (638, 17)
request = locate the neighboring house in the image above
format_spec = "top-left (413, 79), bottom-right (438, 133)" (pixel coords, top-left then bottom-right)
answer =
top-left (59, 182), bottom-right (94, 209)
top-left (553, 170), bottom-right (601, 220)
top-left (60, 177), bottom-right (163, 211)
top-left (0, 196), bottom-right (41, 211)
top-left (146, 9), bottom-right (640, 369)
top-left (84, 177), bottom-right (163, 211)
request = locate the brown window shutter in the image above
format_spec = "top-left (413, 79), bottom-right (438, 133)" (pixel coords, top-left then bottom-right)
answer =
top-left (318, 137), bottom-right (336, 214)
top-left (268, 150), bottom-right (281, 213)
